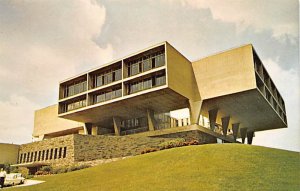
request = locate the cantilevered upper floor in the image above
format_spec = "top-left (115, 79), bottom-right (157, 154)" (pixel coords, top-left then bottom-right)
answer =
top-left (192, 44), bottom-right (287, 134)
top-left (58, 42), bottom-right (200, 127)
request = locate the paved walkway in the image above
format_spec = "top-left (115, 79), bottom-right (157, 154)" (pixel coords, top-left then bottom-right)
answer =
top-left (11, 179), bottom-right (45, 188)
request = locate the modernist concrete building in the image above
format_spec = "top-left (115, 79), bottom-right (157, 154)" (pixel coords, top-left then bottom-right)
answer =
top-left (15, 42), bottom-right (287, 171)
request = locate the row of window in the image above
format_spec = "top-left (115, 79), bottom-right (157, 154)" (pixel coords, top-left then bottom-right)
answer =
top-left (93, 68), bottom-right (122, 88)
top-left (63, 81), bottom-right (87, 98)
top-left (126, 74), bottom-right (166, 95)
top-left (93, 88), bottom-right (122, 104)
top-left (19, 147), bottom-right (67, 164)
top-left (66, 99), bottom-right (86, 112)
top-left (127, 52), bottom-right (165, 77)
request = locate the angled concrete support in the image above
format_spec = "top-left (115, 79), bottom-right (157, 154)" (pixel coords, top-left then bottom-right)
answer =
top-left (84, 123), bottom-right (92, 135)
top-left (208, 108), bottom-right (218, 131)
top-left (221, 116), bottom-right (230, 136)
top-left (113, 117), bottom-right (121, 136)
top-left (189, 100), bottom-right (202, 125)
top-left (240, 128), bottom-right (248, 144)
top-left (247, 131), bottom-right (254, 145)
top-left (147, 109), bottom-right (156, 131)
top-left (232, 123), bottom-right (240, 141)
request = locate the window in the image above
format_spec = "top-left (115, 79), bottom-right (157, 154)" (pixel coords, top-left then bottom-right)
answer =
top-left (131, 63), bottom-right (139, 76)
top-left (50, 149), bottom-right (53, 160)
top-left (19, 154), bottom-right (23, 164)
top-left (96, 75), bottom-right (103, 87)
top-left (63, 147), bottom-right (67, 158)
top-left (156, 75), bottom-right (166, 86)
top-left (54, 148), bottom-right (58, 159)
top-left (46, 150), bottom-right (49, 160)
top-left (23, 153), bottom-right (26, 163)
top-left (155, 54), bottom-right (165, 67)
top-left (96, 93), bottom-right (105, 103)
top-left (143, 78), bottom-right (152, 89)
top-left (114, 69), bottom-right (122, 81)
top-left (143, 59), bottom-right (151, 72)
top-left (38, 151), bottom-right (41, 161)
top-left (34, 151), bottom-right (37, 161)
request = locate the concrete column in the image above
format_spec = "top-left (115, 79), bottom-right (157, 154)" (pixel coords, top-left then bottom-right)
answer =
top-left (240, 128), bottom-right (248, 144)
top-left (147, 109), bottom-right (156, 131)
top-left (113, 117), bottom-right (121, 136)
top-left (221, 116), bottom-right (230, 136)
top-left (189, 100), bottom-right (202, 125)
top-left (208, 108), bottom-right (218, 131)
top-left (247, 131), bottom-right (254, 145)
top-left (232, 123), bottom-right (240, 141)
top-left (84, 123), bottom-right (92, 135)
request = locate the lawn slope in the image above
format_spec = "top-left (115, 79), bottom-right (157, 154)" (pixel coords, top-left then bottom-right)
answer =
top-left (8, 144), bottom-right (300, 191)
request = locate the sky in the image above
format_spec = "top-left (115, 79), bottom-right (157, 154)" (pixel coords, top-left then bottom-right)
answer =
top-left (0, 0), bottom-right (299, 151)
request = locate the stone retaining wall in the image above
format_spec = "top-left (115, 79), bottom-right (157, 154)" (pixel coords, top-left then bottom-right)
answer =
top-left (19, 135), bottom-right (75, 167)
top-left (73, 134), bottom-right (171, 162)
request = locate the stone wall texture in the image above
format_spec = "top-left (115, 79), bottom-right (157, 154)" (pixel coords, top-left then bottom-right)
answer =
top-left (18, 129), bottom-right (218, 167)
top-left (73, 134), bottom-right (171, 162)
top-left (150, 130), bottom-right (217, 144)
top-left (19, 135), bottom-right (75, 167)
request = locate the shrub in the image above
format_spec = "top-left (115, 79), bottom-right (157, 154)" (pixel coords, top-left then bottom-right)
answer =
top-left (41, 165), bottom-right (52, 173)
top-left (52, 167), bottom-right (68, 174)
top-left (18, 167), bottom-right (29, 178)
top-left (141, 148), bottom-right (159, 154)
top-left (35, 170), bottom-right (49, 176)
top-left (159, 138), bottom-right (186, 150)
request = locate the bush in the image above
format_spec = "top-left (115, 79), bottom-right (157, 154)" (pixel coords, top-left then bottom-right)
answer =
top-left (52, 167), bottom-right (68, 174)
top-left (18, 167), bottom-right (29, 178)
top-left (159, 138), bottom-right (186, 150)
top-left (52, 164), bottom-right (91, 174)
top-left (35, 170), bottom-right (49, 176)
top-left (141, 148), bottom-right (159, 154)
top-left (41, 166), bottom-right (52, 173)
top-left (158, 139), bottom-right (199, 150)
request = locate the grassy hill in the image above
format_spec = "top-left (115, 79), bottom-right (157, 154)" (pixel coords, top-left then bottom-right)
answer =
top-left (8, 144), bottom-right (300, 191)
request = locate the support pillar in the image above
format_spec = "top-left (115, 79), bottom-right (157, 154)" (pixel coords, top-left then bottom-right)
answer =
top-left (232, 123), bottom-right (240, 141)
top-left (247, 131), bottom-right (254, 145)
top-left (189, 100), bottom-right (202, 125)
top-left (113, 117), bottom-right (121, 136)
top-left (240, 128), bottom-right (248, 144)
top-left (84, 123), bottom-right (92, 135)
top-left (208, 108), bottom-right (218, 131)
top-left (221, 116), bottom-right (230, 136)
top-left (147, 109), bottom-right (156, 131)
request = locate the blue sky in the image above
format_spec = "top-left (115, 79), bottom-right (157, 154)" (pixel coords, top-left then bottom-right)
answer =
top-left (0, 0), bottom-right (299, 151)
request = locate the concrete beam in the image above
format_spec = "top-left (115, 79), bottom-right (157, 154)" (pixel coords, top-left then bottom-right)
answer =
top-left (208, 108), bottom-right (218, 131)
top-left (232, 123), bottom-right (240, 141)
top-left (113, 117), bottom-right (121, 136)
top-left (240, 128), bottom-right (248, 144)
top-left (221, 116), bottom-right (230, 136)
top-left (247, 131), bottom-right (254, 145)
top-left (189, 100), bottom-right (202, 125)
top-left (84, 123), bottom-right (92, 135)
top-left (147, 109), bottom-right (156, 131)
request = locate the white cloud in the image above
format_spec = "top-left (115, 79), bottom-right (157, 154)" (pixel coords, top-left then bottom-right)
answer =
top-left (179, 0), bottom-right (298, 40)
top-left (0, 0), bottom-right (112, 143)
top-left (0, 95), bottom-right (40, 144)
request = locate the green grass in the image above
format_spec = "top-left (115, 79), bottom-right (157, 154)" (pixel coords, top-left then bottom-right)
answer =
top-left (8, 144), bottom-right (300, 191)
